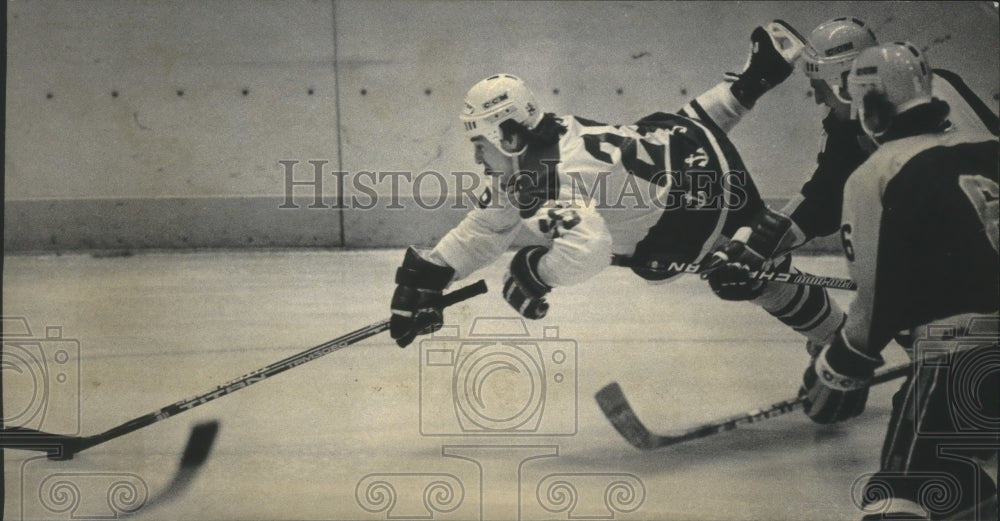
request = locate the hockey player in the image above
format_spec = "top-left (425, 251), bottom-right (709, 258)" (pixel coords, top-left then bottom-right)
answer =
top-left (797, 42), bottom-right (999, 520)
top-left (702, 16), bottom-right (999, 310)
top-left (389, 21), bottom-right (848, 351)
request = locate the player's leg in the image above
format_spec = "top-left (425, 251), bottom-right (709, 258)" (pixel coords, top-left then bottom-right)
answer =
top-left (679, 20), bottom-right (806, 134)
top-left (862, 342), bottom-right (999, 520)
top-left (746, 261), bottom-right (846, 346)
top-left (706, 130), bottom-right (846, 347)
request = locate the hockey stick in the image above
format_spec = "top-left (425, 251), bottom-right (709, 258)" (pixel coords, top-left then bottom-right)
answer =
top-left (695, 229), bottom-right (859, 290)
top-left (703, 269), bottom-right (858, 291)
top-left (595, 358), bottom-right (912, 450)
top-left (612, 257), bottom-right (857, 291)
top-left (1, 280), bottom-right (488, 460)
top-left (740, 270), bottom-right (856, 291)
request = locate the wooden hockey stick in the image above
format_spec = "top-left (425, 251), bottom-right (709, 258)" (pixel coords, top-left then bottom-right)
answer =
top-left (595, 358), bottom-right (912, 450)
top-left (1, 280), bottom-right (487, 460)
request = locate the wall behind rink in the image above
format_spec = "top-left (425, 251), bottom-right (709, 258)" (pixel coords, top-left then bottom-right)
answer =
top-left (5, 1), bottom-right (998, 252)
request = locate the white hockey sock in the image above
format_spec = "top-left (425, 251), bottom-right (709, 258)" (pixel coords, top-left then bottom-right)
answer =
top-left (753, 271), bottom-right (846, 345)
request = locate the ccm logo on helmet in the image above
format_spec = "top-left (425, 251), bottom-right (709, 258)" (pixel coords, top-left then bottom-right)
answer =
top-left (482, 92), bottom-right (509, 109)
top-left (825, 42), bottom-right (854, 56)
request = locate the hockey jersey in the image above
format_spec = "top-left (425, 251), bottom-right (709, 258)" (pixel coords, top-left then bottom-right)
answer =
top-left (431, 85), bottom-right (760, 287)
top-left (840, 103), bottom-right (999, 353)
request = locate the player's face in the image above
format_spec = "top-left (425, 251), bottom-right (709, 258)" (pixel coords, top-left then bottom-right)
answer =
top-left (810, 79), bottom-right (851, 120)
top-left (471, 137), bottom-right (516, 188)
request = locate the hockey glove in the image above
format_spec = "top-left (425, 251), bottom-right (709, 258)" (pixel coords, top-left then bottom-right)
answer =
top-left (799, 328), bottom-right (884, 424)
top-left (702, 208), bottom-right (801, 301)
top-left (503, 246), bottom-right (552, 319)
top-left (702, 230), bottom-right (769, 301)
top-left (390, 247), bottom-right (455, 348)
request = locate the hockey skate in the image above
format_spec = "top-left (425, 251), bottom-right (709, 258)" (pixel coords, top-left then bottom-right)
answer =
top-left (727, 20), bottom-right (807, 108)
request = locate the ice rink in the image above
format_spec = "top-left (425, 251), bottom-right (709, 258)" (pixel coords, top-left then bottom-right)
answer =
top-left (3, 249), bottom-right (915, 521)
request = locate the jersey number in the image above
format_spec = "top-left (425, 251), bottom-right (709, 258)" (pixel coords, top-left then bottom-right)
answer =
top-left (840, 223), bottom-right (855, 262)
top-left (582, 133), bottom-right (668, 185)
top-left (958, 175), bottom-right (999, 252)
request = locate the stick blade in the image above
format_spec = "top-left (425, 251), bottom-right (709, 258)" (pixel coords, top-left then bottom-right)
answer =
top-left (180, 420), bottom-right (220, 469)
top-left (139, 420), bottom-right (221, 515)
top-left (595, 382), bottom-right (660, 450)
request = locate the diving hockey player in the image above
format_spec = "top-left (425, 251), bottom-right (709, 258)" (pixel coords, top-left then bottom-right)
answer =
top-left (389, 21), bottom-right (846, 353)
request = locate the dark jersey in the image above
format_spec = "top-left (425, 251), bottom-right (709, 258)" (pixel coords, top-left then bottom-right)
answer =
top-left (841, 128), bottom-right (999, 352)
top-left (790, 69), bottom-right (999, 242)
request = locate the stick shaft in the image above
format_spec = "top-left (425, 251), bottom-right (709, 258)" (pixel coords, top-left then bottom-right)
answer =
top-left (596, 357), bottom-right (916, 451)
top-left (754, 271), bottom-right (857, 290)
top-left (672, 360), bottom-right (913, 442)
top-left (87, 320), bottom-right (391, 448)
top-left (2, 280), bottom-right (487, 455)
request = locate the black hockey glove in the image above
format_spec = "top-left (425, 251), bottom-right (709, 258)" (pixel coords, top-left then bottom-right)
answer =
top-left (799, 328), bottom-right (884, 424)
top-left (503, 246), bottom-right (551, 319)
top-left (390, 247), bottom-right (455, 348)
top-left (701, 208), bottom-right (799, 301)
top-left (701, 233), bottom-right (769, 301)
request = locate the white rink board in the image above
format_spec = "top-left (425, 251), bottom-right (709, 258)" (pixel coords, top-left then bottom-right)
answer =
top-left (3, 250), bottom-right (912, 520)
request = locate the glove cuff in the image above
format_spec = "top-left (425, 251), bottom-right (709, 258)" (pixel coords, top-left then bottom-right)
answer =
top-left (746, 207), bottom-right (805, 258)
top-left (510, 246), bottom-right (552, 298)
top-left (819, 330), bottom-right (884, 390)
top-left (395, 246), bottom-right (455, 290)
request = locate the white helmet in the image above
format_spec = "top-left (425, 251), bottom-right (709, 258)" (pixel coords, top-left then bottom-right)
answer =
top-left (848, 42), bottom-right (934, 137)
top-left (802, 17), bottom-right (878, 103)
top-left (459, 74), bottom-right (542, 156)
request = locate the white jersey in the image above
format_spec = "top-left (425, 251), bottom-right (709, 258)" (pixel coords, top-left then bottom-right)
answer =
top-left (430, 85), bottom-right (758, 287)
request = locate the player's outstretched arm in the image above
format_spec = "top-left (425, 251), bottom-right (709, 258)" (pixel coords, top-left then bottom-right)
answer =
top-left (429, 197), bottom-right (523, 281)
